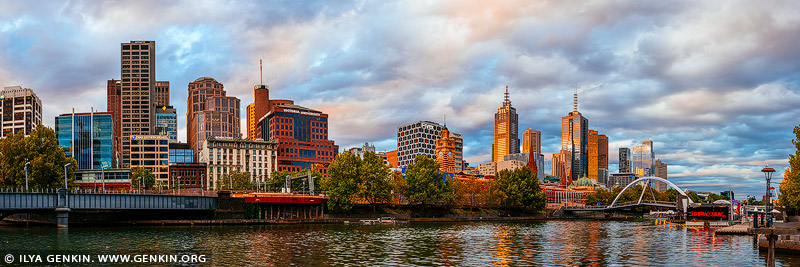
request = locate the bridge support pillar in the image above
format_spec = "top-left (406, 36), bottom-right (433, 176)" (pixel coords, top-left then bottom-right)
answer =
top-left (55, 207), bottom-right (70, 228)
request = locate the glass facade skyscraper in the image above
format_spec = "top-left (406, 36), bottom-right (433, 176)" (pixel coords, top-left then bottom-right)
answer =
top-left (56, 112), bottom-right (115, 170)
top-left (156, 106), bottom-right (177, 143)
top-left (632, 140), bottom-right (655, 176)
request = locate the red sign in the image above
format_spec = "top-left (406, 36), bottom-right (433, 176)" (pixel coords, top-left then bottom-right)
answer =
top-left (689, 211), bottom-right (725, 217)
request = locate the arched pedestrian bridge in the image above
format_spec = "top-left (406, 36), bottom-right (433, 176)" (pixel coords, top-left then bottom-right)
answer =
top-left (564, 177), bottom-right (694, 212)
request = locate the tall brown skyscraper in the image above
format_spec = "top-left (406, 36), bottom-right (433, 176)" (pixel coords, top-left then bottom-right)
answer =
top-left (154, 81), bottom-right (170, 107)
top-left (561, 88), bottom-right (588, 181)
top-left (186, 77), bottom-right (241, 158)
top-left (588, 129), bottom-right (599, 180)
top-left (522, 128), bottom-right (541, 154)
top-left (119, 41), bottom-right (156, 167)
top-left (107, 79), bottom-right (122, 167)
top-left (493, 86), bottom-right (519, 162)
top-left (587, 130), bottom-right (609, 182)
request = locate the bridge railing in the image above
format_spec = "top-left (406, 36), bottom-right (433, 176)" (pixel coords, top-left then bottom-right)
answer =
top-left (0, 192), bottom-right (217, 210)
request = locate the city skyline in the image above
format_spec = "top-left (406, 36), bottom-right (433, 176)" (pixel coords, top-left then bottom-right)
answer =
top-left (1, 1), bottom-right (799, 196)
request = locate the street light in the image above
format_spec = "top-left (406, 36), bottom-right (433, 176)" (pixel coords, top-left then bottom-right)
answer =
top-left (762, 165), bottom-right (776, 227)
top-left (64, 163), bottom-right (72, 190)
top-left (24, 161), bottom-right (30, 192)
top-left (101, 163), bottom-right (109, 194)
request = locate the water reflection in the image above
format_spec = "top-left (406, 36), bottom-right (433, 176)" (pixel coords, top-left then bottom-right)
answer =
top-left (1, 221), bottom-right (799, 266)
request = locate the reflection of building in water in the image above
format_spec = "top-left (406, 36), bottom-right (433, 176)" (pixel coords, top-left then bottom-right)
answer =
top-left (493, 226), bottom-right (514, 266)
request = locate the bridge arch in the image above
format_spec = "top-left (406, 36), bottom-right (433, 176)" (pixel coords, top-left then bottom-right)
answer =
top-left (608, 176), bottom-right (693, 208)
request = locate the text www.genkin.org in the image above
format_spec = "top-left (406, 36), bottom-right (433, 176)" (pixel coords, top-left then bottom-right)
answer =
top-left (4, 254), bottom-right (208, 264)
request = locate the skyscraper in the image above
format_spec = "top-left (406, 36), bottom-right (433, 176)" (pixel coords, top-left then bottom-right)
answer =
top-left (598, 133), bottom-right (609, 184)
top-left (493, 86), bottom-right (519, 162)
top-left (452, 132), bottom-right (464, 172)
top-left (155, 105), bottom-right (177, 143)
top-left (246, 62), bottom-right (296, 140)
top-left (0, 86), bottom-right (42, 137)
top-left (154, 81), bottom-right (170, 107)
top-left (588, 130), bottom-right (599, 180)
top-left (257, 104), bottom-right (338, 175)
top-left (619, 147), bottom-right (631, 173)
top-left (522, 128), bottom-right (542, 154)
top-left (107, 79), bottom-right (122, 167)
top-left (186, 77), bottom-right (241, 158)
top-left (561, 88), bottom-right (588, 182)
top-left (119, 41), bottom-right (156, 167)
top-left (632, 140), bottom-right (655, 176)
top-left (654, 159), bottom-right (668, 192)
top-left (55, 111), bottom-right (115, 170)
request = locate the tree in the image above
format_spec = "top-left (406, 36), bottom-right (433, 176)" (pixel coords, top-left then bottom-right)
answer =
top-left (131, 167), bottom-right (156, 190)
top-left (321, 151), bottom-right (361, 212)
top-left (359, 151), bottom-right (392, 212)
top-left (0, 125), bottom-right (76, 188)
top-left (217, 170), bottom-right (253, 190)
top-left (779, 124), bottom-right (800, 210)
top-left (490, 168), bottom-right (546, 211)
top-left (685, 191), bottom-right (701, 203)
top-left (406, 155), bottom-right (453, 205)
top-left (585, 188), bottom-right (616, 206)
top-left (389, 171), bottom-right (408, 204)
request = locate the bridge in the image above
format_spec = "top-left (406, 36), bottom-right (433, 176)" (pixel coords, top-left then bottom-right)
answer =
top-left (0, 189), bottom-right (217, 228)
top-left (564, 176), bottom-right (694, 213)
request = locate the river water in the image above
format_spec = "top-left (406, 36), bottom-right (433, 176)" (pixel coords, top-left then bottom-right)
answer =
top-left (1, 220), bottom-right (798, 266)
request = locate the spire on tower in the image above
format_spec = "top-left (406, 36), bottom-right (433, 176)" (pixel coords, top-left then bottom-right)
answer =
top-left (503, 85), bottom-right (511, 106)
top-left (259, 59), bottom-right (263, 85)
top-left (573, 84), bottom-right (578, 112)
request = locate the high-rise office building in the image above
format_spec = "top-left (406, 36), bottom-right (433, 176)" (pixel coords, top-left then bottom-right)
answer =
top-left (619, 147), bottom-right (631, 173)
top-left (0, 86), bottom-right (42, 137)
top-left (493, 86), bottom-right (519, 162)
top-left (522, 128), bottom-right (541, 154)
top-left (155, 105), bottom-right (177, 143)
top-left (551, 150), bottom-right (572, 186)
top-left (452, 132), bottom-right (464, 172)
top-left (654, 159), bottom-right (668, 192)
top-left (107, 79), bottom-right (122, 167)
top-left (562, 89), bottom-right (588, 182)
top-left (257, 104), bottom-right (339, 174)
top-left (587, 129), bottom-right (609, 182)
top-left (588, 130), bottom-right (599, 180)
top-left (632, 140), bottom-right (655, 176)
top-left (435, 126), bottom-right (456, 173)
top-left (55, 111), bottom-right (115, 170)
top-left (119, 41), bottom-right (156, 167)
top-left (153, 81), bottom-right (170, 107)
top-left (186, 77), bottom-right (241, 158)
top-left (396, 121), bottom-right (442, 168)
top-left (598, 133), bottom-right (609, 185)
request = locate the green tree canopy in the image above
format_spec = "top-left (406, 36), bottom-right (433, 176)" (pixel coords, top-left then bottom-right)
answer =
top-left (390, 171), bottom-right (408, 205)
top-left (405, 155), bottom-right (453, 205)
top-left (217, 170), bottom-right (253, 190)
top-left (490, 168), bottom-right (546, 210)
top-left (321, 151), bottom-right (361, 211)
top-left (0, 125), bottom-right (76, 189)
top-left (359, 151), bottom-right (392, 211)
top-left (779, 124), bottom-right (800, 210)
top-left (131, 167), bottom-right (156, 190)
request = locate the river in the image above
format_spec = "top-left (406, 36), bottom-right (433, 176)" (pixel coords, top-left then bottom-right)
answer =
top-left (1, 220), bottom-right (798, 266)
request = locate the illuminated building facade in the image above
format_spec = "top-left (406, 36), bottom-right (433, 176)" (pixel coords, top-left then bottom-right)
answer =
top-left (435, 126), bottom-right (456, 173)
top-left (396, 121), bottom-right (442, 168)
top-left (522, 128), bottom-right (541, 154)
top-left (130, 134), bottom-right (169, 183)
top-left (632, 140), bottom-right (655, 176)
top-left (119, 41), bottom-right (156, 168)
top-left (561, 89), bottom-right (588, 184)
top-left (493, 86), bottom-right (519, 162)
top-left (0, 86), bottom-right (42, 137)
top-left (186, 77), bottom-right (241, 159)
top-left (199, 136), bottom-right (278, 189)
top-left (257, 104), bottom-right (338, 174)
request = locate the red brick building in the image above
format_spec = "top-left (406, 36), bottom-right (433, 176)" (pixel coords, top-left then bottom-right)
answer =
top-left (256, 105), bottom-right (338, 175)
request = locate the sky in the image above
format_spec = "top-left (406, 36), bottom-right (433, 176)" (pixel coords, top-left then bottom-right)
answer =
top-left (1, 0), bottom-right (798, 199)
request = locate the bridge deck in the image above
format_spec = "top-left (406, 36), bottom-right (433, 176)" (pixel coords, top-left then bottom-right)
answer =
top-left (0, 193), bottom-right (217, 210)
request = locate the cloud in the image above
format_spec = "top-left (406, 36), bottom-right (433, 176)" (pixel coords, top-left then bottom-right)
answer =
top-left (1, 0), bottom-right (798, 197)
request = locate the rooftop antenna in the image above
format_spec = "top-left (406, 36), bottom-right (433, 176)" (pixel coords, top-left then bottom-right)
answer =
top-left (443, 114), bottom-right (446, 127)
top-left (259, 59), bottom-right (263, 85)
top-left (573, 84), bottom-right (578, 112)
top-left (503, 85), bottom-right (510, 105)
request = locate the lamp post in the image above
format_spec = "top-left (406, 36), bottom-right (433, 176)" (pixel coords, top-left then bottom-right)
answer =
top-left (64, 163), bottom-right (72, 190)
top-left (24, 161), bottom-right (30, 192)
top-left (101, 164), bottom-right (108, 194)
top-left (762, 165), bottom-right (776, 227)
